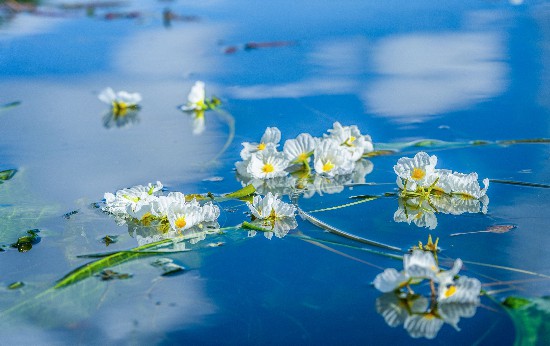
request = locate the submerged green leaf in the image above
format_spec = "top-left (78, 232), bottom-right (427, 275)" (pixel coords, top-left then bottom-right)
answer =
top-left (0, 169), bottom-right (17, 182)
top-left (502, 296), bottom-right (550, 346)
top-left (498, 138), bottom-right (550, 145)
top-left (7, 282), bottom-right (24, 290)
top-left (0, 101), bottom-right (21, 111)
top-left (10, 229), bottom-right (40, 253)
top-left (151, 258), bottom-right (185, 276)
top-left (54, 238), bottom-right (174, 289)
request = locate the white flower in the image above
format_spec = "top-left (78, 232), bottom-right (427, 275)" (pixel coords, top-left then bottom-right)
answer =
top-left (437, 276), bottom-right (481, 305)
top-left (167, 203), bottom-right (202, 232)
top-left (373, 268), bottom-right (409, 293)
top-left (247, 147), bottom-right (289, 179)
top-left (403, 250), bottom-right (439, 280)
top-left (98, 87), bottom-right (142, 115)
top-left (324, 122), bottom-right (374, 160)
top-left (103, 181), bottom-right (163, 217)
top-left (240, 127), bottom-right (282, 160)
top-left (448, 173), bottom-right (489, 199)
top-left (394, 152), bottom-right (438, 191)
top-left (201, 201), bottom-right (220, 222)
top-left (283, 133), bottom-right (317, 163)
top-left (246, 192), bottom-right (297, 238)
top-left (313, 139), bottom-right (355, 177)
top-left (180, 81), bottom-right (206, 111)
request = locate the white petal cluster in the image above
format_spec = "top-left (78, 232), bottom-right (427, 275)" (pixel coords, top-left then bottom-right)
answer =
top-left (395, 152), bottom-right (489, 200)
top-left (179, 81), bottom-right (206, 111)
top-left (98, 87), bottom-right (142, 111)
top-left (102, 182), bottom-right (220, 240)
top-left (235, 123), bottom-right (375, 196)
top-left (393, 152), bottom-right (490, 229)
top-left (373, 250), bottom-right (481, 339)
top-left (246, 192), bottom-right (297, 239)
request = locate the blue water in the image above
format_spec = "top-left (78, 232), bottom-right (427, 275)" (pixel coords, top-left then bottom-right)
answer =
top-left (1, 0), bottom-right (549, 344)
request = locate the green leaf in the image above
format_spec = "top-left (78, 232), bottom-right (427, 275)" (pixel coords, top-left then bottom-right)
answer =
top-left (0, 169), bottom-right (16, 182)
top-left (501, 296), bottom-right (550, 346)
top-left (223, 184), bottom-right (256, 199)
top-left (241, 221), bottom-right (272, 232)
top-left (54, 238), bottom-right (174, 289)
top-left (0, 101), bottom-right (21, 111)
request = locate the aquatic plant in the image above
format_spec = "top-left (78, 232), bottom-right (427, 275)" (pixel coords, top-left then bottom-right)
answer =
top-left (373, 249), bottom-right (482, 339)
top-left (98, 87), bottom-right (141, 116)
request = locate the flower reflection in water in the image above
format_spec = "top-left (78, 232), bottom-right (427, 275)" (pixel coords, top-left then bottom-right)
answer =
top-left (374, 250), bottom-right (482, 339)
top-left (393, 152), bottom-right (489, 229)
top-left (102, 108), bottom-right (140, 129)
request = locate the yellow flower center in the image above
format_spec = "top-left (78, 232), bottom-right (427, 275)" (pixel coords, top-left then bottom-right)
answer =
top-left (113, 101), bottom-right (128, 116)
top-left (445, 285), bottom-right (457, 298)
top-left (323, 161), bottom-right (335, 172)
top-left (257, 143), bottom-right (267, 151)
top-left (262, 163), bottom-right (274, 173)
top-left (298, 152), bottom-right (308, 161)
top-left (344, 136), bottom-right (356, 147)
top-left (175, 216), bottom-right (186, 229)
top-left (411, 168), bottom-right (425, 180)
top-left (424, 313), bottom-right (436, 320)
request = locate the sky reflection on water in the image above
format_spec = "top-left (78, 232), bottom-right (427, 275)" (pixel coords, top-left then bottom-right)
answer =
top-left (1, 0), bottom-right (550, 344)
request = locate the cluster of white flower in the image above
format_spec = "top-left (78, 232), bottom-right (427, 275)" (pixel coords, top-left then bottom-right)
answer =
top-left (102, 181), bottom-right (220, 241)
top-left (246, 192), bottom-right (297, 239)
top-left (235, 123), bottom-right (374, 196)
top-left (374, 250), bottom-right (481, 339)
top-left (393, 152), bottom-right (489, 229)
top-left (394, 151), bottom-right (489, 200)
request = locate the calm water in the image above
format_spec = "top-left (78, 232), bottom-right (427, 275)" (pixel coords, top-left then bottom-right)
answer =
top-left (1, 0), bottom-right (550, 344)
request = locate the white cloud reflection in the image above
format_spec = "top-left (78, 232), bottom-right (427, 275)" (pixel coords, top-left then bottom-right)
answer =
top-left (363, 32), bottom-right (508, 121)
top-left (227, 13), bottom-right (508, 123)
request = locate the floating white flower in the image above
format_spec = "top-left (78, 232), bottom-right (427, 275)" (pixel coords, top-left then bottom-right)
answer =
top-left (403, 250), bottom-right (440, 280)
top-left (240, 127), bottom-right (282, 160)
top-left (437, 276), bottom-right (481, 305)
top-left (324, 122), bottom-right (374, 160)
top-left (373, 268), bottom-right (410, 293)
top-left (283, 133), bottom-right (317, 164)
top-left (313, 139), bottom-right (355, 177)
top-left (246, 192), bottom-right (297, 238)
top-left (247, 147), bottom-right (289, 180)
top-left (447, 173), bottom-right (490, 200)
top-left (179, 81), bottom-right (206, 112)
top-left (394, 152), bottom-right (438, 191)
top-left (98, 87), bottom-right (142, 116)
top-left (167, 203), bottom-right (202, 232)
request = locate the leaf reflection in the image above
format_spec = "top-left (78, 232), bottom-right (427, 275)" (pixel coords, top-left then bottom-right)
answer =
top-left (102, 109), bottom-right (140, 129)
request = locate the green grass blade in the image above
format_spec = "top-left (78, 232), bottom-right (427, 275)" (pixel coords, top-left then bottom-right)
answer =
top-left (54, 238), bottom-right (174, 289)
top-left (307, 195), bottom-right (379, 213)
top-left (489, 179), bottom-right (550, 189)
top-left (0, 101), bottom-right (21, 111)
